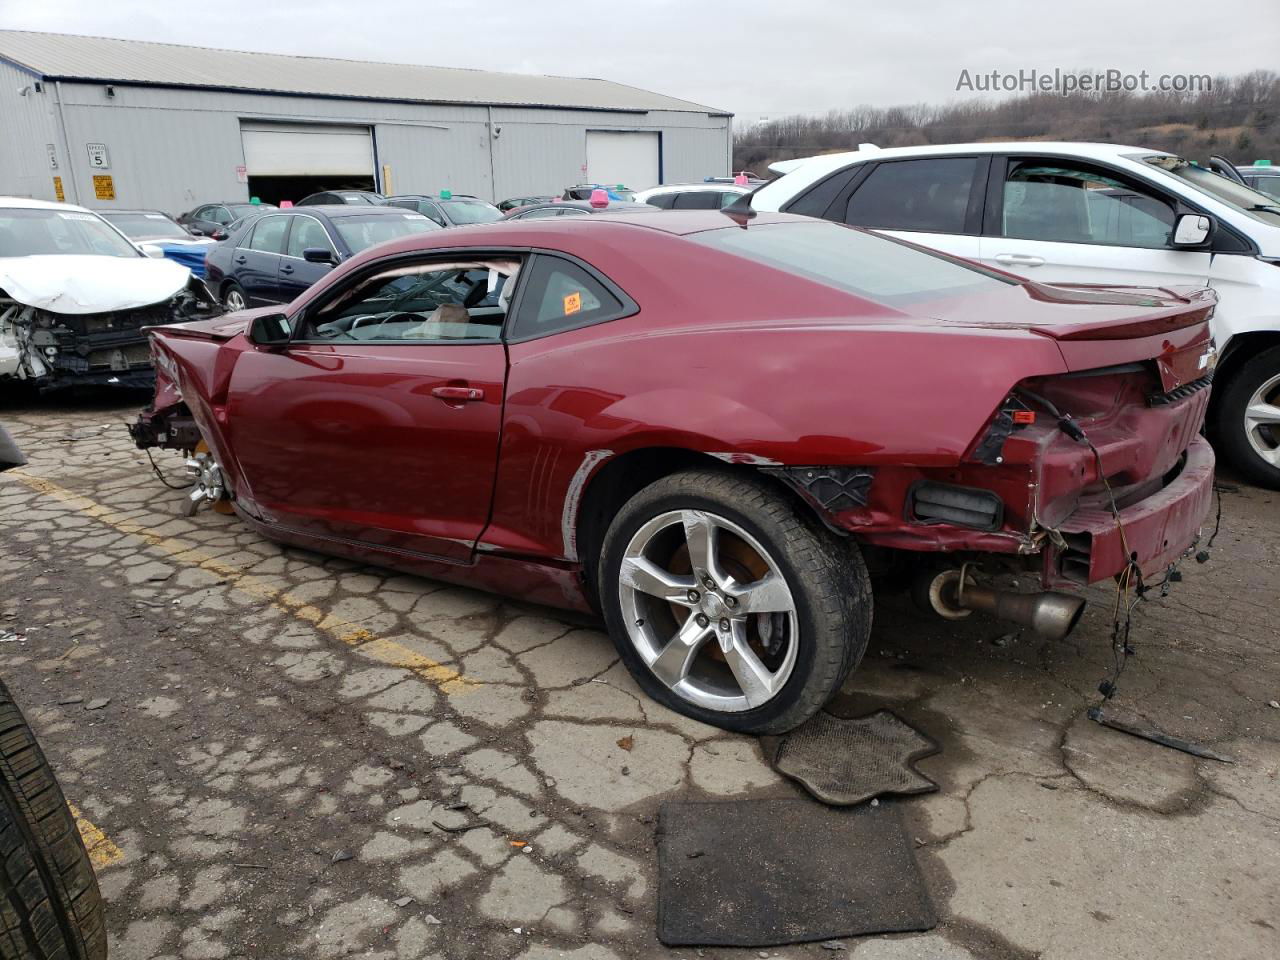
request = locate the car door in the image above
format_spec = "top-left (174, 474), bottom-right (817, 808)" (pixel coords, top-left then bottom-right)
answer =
top-left (224, 254), bottom-right (519, 560)
top-left (830, 156), bottom-right (988, 262)
top-left (234, 214), bottom-right (289, 305)
top-left (278, 214), bottom-right (338, 301)
top-left (975, 155), bottom-right (1211, 289)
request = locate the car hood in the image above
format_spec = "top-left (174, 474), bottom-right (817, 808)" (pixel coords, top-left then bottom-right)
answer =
top-left (0, 255), bottom-right (191, 314)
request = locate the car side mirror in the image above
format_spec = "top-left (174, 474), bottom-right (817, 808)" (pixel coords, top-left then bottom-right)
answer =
top-left (139, 243), bottom-right (166, 258)
top-left (247, 312), bottom-right (291, 345)
top-left (1172, 213), bottom-right (1214, 247)
top-left (302, 247), bottom-right (336, 264)
top-left (187, 226), bottom-right (206, 237)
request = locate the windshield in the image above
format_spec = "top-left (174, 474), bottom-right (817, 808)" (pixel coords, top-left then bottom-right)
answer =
top-left (442, 200), bottom-right (503, 224)
top-left (332, 213), bottom-right (443, 252)
top-left (1142, 155), bottom-right (1280, 227)
top-left (0, 207), bottom-right (140, 258)
top-left (691, 221), bottom-right (1013, 307)
top-left (102, 213), bottom-right (190, 240)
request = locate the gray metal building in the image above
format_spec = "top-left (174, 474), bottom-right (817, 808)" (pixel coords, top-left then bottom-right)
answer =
top-left (0, 30), bottom-right (732, 212)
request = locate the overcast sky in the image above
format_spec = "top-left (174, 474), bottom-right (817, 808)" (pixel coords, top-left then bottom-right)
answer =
top-left (1, 0), bottom-right (1275, 123)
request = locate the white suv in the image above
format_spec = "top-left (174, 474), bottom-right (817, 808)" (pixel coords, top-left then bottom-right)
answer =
top-left (752, 142), bottom-right (1280, 488)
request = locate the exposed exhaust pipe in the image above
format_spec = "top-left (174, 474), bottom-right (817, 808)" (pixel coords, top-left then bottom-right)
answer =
top-left (919, 568), bottom-right (1086, 641)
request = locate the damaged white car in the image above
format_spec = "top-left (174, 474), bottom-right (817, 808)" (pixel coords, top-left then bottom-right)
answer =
top-left (0, 198), bottom-right (216, 390)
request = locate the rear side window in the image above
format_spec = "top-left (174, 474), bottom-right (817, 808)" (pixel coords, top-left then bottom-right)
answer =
top-left (782, 166), bottom-right (862, 217)
top-left (672, 191), bottom-right (721, 210)
top-left (509, 256), bottom-right (628, 340)
top-left (844, 158), bottom-right (979, 233)
top-left (645, 193), bottom-right (677, 209)
top-left (247, 216), bottom-right (288, 253)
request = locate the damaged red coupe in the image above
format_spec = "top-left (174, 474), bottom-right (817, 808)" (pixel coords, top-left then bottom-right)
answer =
top-left (132, 211), bottom-right (1217, 733)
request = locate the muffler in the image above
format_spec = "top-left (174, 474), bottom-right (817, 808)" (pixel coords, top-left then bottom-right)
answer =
top-left (920, 568), bottom-right (1086, 641)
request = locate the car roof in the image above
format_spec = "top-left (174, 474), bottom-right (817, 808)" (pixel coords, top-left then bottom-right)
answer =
top-left (1237, 165), bottom-right (1278, 173)
top-left (515, 200), bottom-right (652, 214)
top-left (98, 208), bottom-right (171, 216)
top-left (769, 140), bottom-right (1174, 177)
top-left (0, 196), bottom-right (94, 213)
top-left (387, 194), bottom-right (484, 201)
top-left (643, 182), bottom-right (749, 192)
top-left (287, 204), bottom-right (419, 218)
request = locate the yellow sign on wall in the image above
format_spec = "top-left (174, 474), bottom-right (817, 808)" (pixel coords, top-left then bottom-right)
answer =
top-left (92, 175), bottom-right (115, 200)
top-left (53, 176), bottom-right (65, 202)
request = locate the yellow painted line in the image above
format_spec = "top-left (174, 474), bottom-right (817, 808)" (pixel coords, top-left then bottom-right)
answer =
top-left (9, 473), bottom-right (478, 695)
top-left (68, 803), bottom-right (124, 869)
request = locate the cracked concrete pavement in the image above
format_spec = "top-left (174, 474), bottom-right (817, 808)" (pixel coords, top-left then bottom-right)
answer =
top-left (0, 393), bottom-right (1277, 960)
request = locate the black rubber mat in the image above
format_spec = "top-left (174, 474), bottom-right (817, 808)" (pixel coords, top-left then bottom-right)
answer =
top-left (656, 797), bottom-right (935, 946)
top-left (773, 710), bottom-right (940, 806)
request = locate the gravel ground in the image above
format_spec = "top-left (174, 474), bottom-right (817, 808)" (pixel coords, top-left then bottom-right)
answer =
top-left (1, 391), bottom-right (1277, 960)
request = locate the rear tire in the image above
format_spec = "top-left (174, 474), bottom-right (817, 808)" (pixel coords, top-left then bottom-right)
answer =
top-left (1212, 345), bottom-right (1280, 489)
top-left (598, 469), bottom-right (872, 734)
top-left (0, 679), bottom-right (106, 960)
top-left (222, 282), bottom-right (247, 313)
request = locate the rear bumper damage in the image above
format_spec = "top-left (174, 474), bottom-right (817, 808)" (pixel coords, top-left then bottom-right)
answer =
top-left (1052, 435), bottom-right (1214, 586)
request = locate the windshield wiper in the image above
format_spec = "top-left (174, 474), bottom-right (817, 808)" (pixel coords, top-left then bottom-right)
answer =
top-left (1246, 204), bottom-right (1280, 213)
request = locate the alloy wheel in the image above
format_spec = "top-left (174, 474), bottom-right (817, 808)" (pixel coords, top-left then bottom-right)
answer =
top-left (224, 289), bottom-right (246, 311)
top-left (617, 509), bottom-right (799, 713)
top-left (1244, 372), bottom-right (1280, 467)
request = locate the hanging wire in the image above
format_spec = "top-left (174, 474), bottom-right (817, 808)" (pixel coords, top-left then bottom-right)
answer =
top-left (145, 448), bottom-right (191, 491)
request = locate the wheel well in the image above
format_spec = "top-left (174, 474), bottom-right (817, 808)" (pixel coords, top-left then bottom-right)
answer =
top-left (1214, 331), bottom-right (1280, 400)
top-left (573, 447), bottom-right (828, 607)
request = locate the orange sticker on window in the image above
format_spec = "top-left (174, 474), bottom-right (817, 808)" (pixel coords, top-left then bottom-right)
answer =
top-left (563, 291), bottom-right (582, 315)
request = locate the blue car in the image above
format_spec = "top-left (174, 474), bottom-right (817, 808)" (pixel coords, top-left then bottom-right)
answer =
top-left (98, 209), bottom-right (216, 277)
top-left (203, 205), bottom-right (442, 311)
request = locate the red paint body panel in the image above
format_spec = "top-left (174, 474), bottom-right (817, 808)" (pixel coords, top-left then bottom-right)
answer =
top-left (135, 212), bottom-right (1218, 612)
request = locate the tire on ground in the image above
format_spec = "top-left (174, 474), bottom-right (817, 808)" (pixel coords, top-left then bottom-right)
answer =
top-left (1212, 344), bottom-right (1280, 490)
top-left (222, 281), bottom-right (248, 311)
top-left (0, 678), bottom-right (107, 960)
top-left (598, 468), bottom-right (872, 734)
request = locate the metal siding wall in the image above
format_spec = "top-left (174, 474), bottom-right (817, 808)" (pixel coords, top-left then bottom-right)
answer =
top-left (491, 119), bottom-right (586, 199)
top-left (0, 62), bottom-right (66, 201)
top-left (31, 84), bottom-right (729, 210)
top-left (373, 121), bottom-right (492, 199)
top-left (657, 125), bottom-right (733, 184)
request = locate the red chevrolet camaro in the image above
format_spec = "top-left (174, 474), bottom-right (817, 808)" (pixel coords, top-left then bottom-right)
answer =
top-left (133, 210), bottom-right (1217, 733)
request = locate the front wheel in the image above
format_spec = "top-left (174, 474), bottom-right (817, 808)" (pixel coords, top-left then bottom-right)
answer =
top-left (598, 470), bottom-right (872, 734)
top-left (1212, 345), bottom-right (1280, 489)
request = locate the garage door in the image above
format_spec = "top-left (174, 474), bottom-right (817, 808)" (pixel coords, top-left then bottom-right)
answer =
top-left (240, 122), bottom-right (375, 177)
top-left (586, 131), bottom-right (660, 191)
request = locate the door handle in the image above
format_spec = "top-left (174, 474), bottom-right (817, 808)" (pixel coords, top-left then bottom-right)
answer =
top-left (234, 255), bottom-right (247, 264)
top-left (994, 253), bottom-right (1045, 267)
top-left (281, 264), bottom-right (295, 274)
top-left (431, 385), bottom-right (485, 402)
